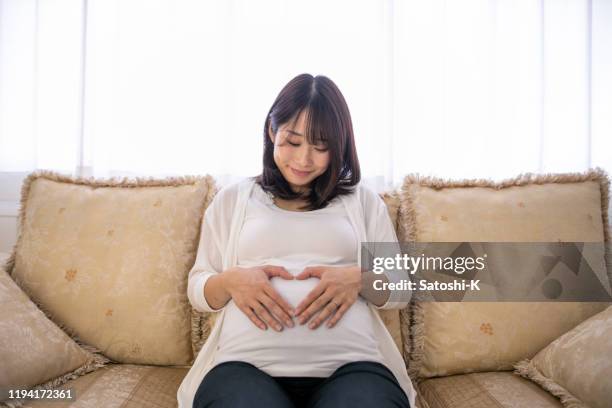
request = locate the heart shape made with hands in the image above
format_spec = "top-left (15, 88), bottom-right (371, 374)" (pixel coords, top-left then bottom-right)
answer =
top-left (269, 265), bottom-right (362, 329)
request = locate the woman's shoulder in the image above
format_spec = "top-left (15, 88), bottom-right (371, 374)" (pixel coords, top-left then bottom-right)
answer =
top-left (352, 182), bottom-right (384, 208)
top-left (206, 177), bottom-right (255, 219)
top-left (334, 182), bottom-right (384, 218)
top-left (213, 177), bottom-right (254, 201)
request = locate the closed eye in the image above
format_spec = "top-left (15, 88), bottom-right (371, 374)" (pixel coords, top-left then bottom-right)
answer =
top-left (287, 141), bottom-right (328, 152)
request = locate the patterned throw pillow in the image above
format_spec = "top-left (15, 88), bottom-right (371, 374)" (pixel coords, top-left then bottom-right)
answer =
top-left (6, 171), bottom-right (217, 366)
top-left (515, 305), bottom-right (612, 408)
top-left (398, 168), bottom-right (611, 381)
top-left (0, 267), bottom-right (109, 405)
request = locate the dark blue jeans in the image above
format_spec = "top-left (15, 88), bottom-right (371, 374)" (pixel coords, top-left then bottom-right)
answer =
top-left (193, 360), bottom-right (410, 408)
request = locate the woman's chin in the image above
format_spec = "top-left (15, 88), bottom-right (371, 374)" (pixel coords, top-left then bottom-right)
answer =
top-left (288, 182), bottom-right (311, 192)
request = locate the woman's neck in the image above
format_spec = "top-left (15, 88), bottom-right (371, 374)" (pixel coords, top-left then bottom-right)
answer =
top-left (273, 196), bottom-right (310, 212)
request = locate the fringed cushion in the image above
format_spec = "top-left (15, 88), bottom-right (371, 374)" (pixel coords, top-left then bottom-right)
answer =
top-left (514, 305), bottom-right (612, 408)
top-left (398, 168), bottom-right (611, 381)
top-left (5, 171), bottom-right (217, 366)
top-left (378, 190), bottom-right (403, 352)
top-left (0, 268), bottom-right (110, 406)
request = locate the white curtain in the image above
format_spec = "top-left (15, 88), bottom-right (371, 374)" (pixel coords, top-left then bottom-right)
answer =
top-left (1, 0), bottom-right (611, 198)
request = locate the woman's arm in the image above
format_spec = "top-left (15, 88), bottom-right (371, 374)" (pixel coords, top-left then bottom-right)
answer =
top-left (202, 273), bottom-right (231, 310)
top-left (364, 189), bottom-right (412, 310)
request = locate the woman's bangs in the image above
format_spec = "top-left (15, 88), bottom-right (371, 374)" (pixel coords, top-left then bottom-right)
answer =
top-left (303, 106), bottom-right (331, 147)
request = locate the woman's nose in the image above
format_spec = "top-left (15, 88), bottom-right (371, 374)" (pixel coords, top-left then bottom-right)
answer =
top-left (296, 146), bottom-right (313, 165)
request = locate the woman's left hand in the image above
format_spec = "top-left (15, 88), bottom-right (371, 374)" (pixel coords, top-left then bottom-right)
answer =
top-left (294, 265), bottom-right (362, 329)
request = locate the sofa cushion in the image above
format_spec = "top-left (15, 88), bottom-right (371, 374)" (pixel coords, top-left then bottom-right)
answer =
top-left (0, 268), bottom-right (109, 404)
top-left (398, 169), bottom-right (611, 380)
top-left (16, 364), bottom-right (188, 408)
top-left (5, 171), bottom-right (216, 366)
top-left (418, 371), bottom-right (563, 408)
top-left (515, 305), bottom-right (612, 408)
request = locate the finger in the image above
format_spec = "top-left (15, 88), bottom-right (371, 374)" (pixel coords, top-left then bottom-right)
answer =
top-left (298, 289), bottom-right (333, 325)
top-left (252, 302), bottom-right (283, 332)
top-left (263, 265), bottom-right (294, 280)
top-left (308, 301), bottom-right (339, 330)
top-left (295, 266), bottom-right (324, 280)
top-left (294, 283), bottom-right (327, 317)
top-left (257, 292), bottom-right (294, 328)
top-left (239, 304), bottom-right (267, 330)
top-left (263, 284), bottom-right (295, 317)
top-left (326, 301), bottom-right (351, 328)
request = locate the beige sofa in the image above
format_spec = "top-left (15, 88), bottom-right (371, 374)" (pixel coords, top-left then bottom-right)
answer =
top-left (1, 169), bottom-right (611, 408)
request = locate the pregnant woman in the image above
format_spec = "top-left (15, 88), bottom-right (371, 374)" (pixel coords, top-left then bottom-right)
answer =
top-left (177, 74), bottom-right (416, 408)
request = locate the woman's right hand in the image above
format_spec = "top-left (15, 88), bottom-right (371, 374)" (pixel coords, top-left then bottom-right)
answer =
top-left (221, 265), bottom-right (295, 332)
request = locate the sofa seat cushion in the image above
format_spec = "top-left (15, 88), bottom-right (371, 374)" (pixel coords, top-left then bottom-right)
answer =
top-left (19, 364), bottom-right (188, 408)
top-left (418, 371), bottom-right (563, 408)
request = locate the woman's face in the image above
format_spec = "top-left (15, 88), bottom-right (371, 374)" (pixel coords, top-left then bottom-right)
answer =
top-left (268, 110), bottom-right (330, 193)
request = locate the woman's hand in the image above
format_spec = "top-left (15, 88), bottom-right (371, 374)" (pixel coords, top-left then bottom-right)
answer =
top-left (293, 265), bottom-right (362, 329)
top-left (222, 265), bottom-right (295, 332)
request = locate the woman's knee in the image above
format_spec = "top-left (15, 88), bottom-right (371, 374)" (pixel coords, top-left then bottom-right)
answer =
top-left (193, 362), bottom-right (294, 408)
top-left (308, 362), bottom-right (410, 408)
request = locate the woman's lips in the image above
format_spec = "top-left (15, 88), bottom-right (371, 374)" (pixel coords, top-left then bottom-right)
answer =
top-left (291, 167), bottom-right (313, 178)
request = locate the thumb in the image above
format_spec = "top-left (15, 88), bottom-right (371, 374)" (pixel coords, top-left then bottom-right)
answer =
top-left (296, 267), bottom-right (323, 280)
top-left (262, 265), bottom-right (294, 280)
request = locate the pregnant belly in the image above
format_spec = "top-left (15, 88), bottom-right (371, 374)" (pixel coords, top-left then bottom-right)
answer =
top-left (221, 276), bottom-right (373, 334)
top-left (215, 275), bottom-right (382, 374)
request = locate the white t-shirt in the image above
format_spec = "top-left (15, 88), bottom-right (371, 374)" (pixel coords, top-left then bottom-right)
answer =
top-left (213, 183), bottom-right (384, 376)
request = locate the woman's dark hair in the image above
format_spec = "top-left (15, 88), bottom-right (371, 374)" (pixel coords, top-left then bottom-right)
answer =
top-left (253, 73), bottom-right (360, 211)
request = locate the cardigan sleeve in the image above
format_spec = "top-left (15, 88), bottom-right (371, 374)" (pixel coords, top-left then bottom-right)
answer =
top-left (187, 210), bottom-right (225, 313)
top-left (364, 188), bottom-right (412, 310)
top-left (187, 185), bottom-right (236, 313)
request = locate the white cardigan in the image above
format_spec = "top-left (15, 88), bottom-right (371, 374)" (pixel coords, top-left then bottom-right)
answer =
top-left (177, 178), bottom-right (416, 408)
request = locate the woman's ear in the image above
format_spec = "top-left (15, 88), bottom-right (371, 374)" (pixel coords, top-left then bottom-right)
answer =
top-left (268, 121), bottom-right (275, 144)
